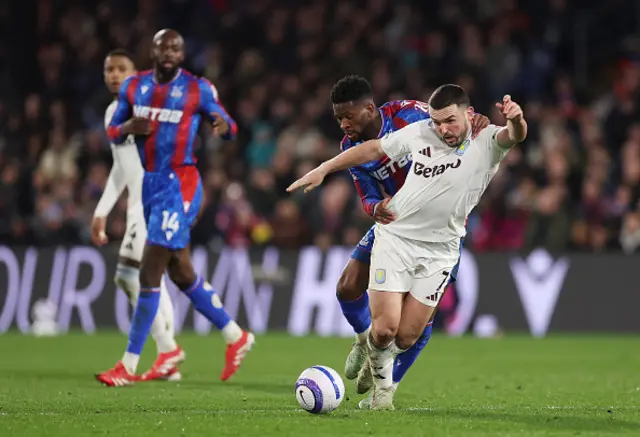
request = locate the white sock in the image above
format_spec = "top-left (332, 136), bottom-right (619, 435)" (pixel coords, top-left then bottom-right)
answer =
top-left (122, 352), bottom-right (140, 374)
top-left (367, 333), bottom-right (394, 389)
top-left (221, 320), bottom-right (243, 344)
top-left (355, 326), bottom-right (370, 345)
top-left (150, 317), bottom-right (177, 353)
top-left (150, 277), bottom-right (178, 354)
top-left (392, 341), bottom-right (407, 355)
top-left (158, 275), bottom-right (175, 338)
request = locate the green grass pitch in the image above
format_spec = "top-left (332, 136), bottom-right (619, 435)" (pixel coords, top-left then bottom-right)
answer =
top-left (0, 333), bottom-right (638, 436)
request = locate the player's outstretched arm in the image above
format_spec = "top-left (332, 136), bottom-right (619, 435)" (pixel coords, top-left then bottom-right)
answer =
top-left (287, 140), bottom-right (386, 193)
top-left (495, 95), bottom-right (527, 148)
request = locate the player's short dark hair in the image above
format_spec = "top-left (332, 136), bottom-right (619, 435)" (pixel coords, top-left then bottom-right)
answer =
top-left (428, 84), bottom-right (470, 110)
top-left (106, 48), bottom-right (136, 67)
top-left (330, 75), bottom-right (373, 104)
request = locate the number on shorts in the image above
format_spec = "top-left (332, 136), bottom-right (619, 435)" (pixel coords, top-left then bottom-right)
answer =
top-left (161, 210), bottom-right (180, 233)
top-left (436, 270), bottom-right (450, 291)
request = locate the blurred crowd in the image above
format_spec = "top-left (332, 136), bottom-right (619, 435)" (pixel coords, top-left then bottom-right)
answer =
top-left (1, 0), bottom-right (640, 253)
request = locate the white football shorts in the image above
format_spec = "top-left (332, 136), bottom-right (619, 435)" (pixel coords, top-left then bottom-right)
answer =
top-left (118, 202), bottom-right (147, 262)
top-left (368, 225), bottom-right (461, 307)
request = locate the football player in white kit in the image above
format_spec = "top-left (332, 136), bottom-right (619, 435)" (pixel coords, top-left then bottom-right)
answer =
top-left (91, 49), bottom-right (184, 382)
top-left (288, 84), bottom-right (527, 410)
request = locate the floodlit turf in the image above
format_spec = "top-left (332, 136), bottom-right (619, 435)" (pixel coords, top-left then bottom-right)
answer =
top-left (0, 333), bottom-right (638, 437)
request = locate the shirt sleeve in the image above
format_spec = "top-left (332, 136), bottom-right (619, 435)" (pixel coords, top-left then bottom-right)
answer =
top-left (94, 145), bottom-right (127, 217)
top-left (379, 120), bottom-right (427, 161)
top-left (106, 77), bottom-right (135, 145)
top-left (348, 166), bottom-right (384, 216)
top-left (483, 124), bottom-right (510, 166)
top-left (95, 103), bottom-right (142, 217)
top-left (198, 78), bottom-right (238, 140)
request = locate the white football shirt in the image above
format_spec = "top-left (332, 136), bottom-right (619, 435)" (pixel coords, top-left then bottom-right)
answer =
top-left (380, 121), bottom-right (509, 242)
top-left (94, 101), bottom-right (144, 217)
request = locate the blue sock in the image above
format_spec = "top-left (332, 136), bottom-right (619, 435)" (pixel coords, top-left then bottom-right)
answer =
top-left (182, 275), bottom-right (231, 330)
top-left (126, 288), bottom-right (160, 354)
top-left (338, 293), bottom-right (371, 334)
top-left (392, 323), bottom-right (433, 383)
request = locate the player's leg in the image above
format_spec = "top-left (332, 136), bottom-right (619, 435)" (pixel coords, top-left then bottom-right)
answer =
top-left (117, 211), bottom-right (180, 354)
top-left (96, 243), bottom-right (173, 387)
top-left (337, 228), bottom-right (372, 380)
top-left (158, 275), bottom-right (176, 338)
top-left (391, 303), bottom-right (434, 385)
top-left (115, 256), bottom-right (178, 355)
top-left (362, 227), bottom-right (411, 411)
top-left (392, 239), bottom-right (462, 384)
top-left (357, 293), bottom-right (436, 410)
top-left (364, 288), bottom-right (403, 410)
top-left (165, 174), bottom-right (254, 382)
top-left (96, 173), bottom-right (182, 386)
top-left (115, 205), bottom-right (184, 382)
top-left (124, 243), bottom-right (175, 369)
top-left (167, 245), bottom-right (255, 381)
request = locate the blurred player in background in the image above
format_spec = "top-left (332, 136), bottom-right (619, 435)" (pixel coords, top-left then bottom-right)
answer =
top-left (330, 76), bottom-right (489, 407)
top-left (96, 29), bottom-right (254, 387)
top-left (92, 49), bottom-right (184, 382)
top-left (290, 85), bottom-right (527, 409)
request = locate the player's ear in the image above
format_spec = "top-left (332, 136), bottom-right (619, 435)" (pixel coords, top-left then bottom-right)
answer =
top-left (366, 101), bottom-right (376, 115)
top-left (466, 106), bottom-right (474, 121)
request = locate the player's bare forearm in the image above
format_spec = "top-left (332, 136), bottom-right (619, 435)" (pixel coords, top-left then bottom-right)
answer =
top-left (287, 140), bottom-right (386, 194)
top-left (495, 95), bottom-right (527, 148)
top-left (319, 140), bottom-right (385, 175)
top-left (507, 117), bottom-right (527, 144)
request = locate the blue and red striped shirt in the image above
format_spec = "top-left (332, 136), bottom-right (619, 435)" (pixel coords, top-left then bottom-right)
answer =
top-left (340, 100), bottom-right (431, 216)
top-left (107, 69), bottom-right (237, 172)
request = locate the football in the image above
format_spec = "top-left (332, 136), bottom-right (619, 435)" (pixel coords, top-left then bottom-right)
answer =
top-left (295, 365), bottom-right (345, 414)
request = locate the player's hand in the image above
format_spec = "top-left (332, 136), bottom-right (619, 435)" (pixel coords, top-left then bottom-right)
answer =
top-left (122, 117), bottom-right (152, 136)
top-left (91, 216), bottom-right (108, 246)
top-left (211, 113), bottom-right (229, 136)
top-left (470, 113), bottom-right (490, 139)
top-left (496, 95), bottom-right (523, 122)
top-left (286, 167), bottom-right (327, 194)
top-left (373, 198), bottom-right (396, 224)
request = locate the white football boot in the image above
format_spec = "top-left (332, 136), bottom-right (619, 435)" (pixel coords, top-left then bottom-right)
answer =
top-left (358, 388), bottom-right (375, 410)
top-left (345, 340), bottom-right (368, 380)
top-left (356, 359), bottom-right (374, 394)
top-left (371, 384), bottom-right (396, 411)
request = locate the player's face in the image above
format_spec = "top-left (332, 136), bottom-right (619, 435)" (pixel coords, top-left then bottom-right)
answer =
top-left (152, 35), bottom-right (185, 75)
top-left (429, 104), bottom-right (474, 147)
top-left (104, 56), bottom-right (136, 95)
top-left (333, 101), bottom-right (377, 141)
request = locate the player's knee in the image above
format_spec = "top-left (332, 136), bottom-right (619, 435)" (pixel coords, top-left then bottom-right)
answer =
top-left (336, 260), bottom-right (368, 301)
top-left (371, 322), bottom-right (398, 347)
top-left (114, 264), bottom-right (140, 301)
